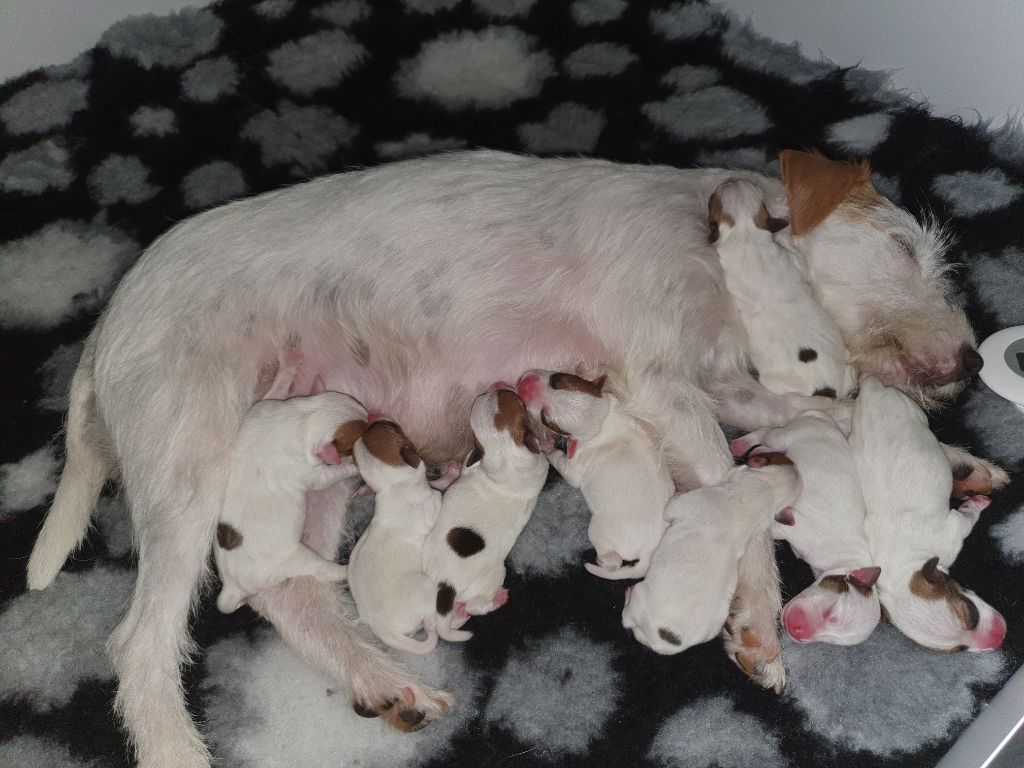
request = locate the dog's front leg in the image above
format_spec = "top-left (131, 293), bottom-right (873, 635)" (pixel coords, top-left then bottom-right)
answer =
top-left (248, 481), bottom-right (452, 733)
top-left (627, 373), bottom-right (787, 692)
top-left (711, 373), bottom-right (837, 431)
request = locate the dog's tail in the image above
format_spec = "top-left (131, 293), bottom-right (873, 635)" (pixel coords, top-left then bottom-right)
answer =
top-left (378, 626), bottom-right (439, 655)
top-left (27, 338), bottom-right (114, 590)
top-left (584, 558), bottom-right (650, 581)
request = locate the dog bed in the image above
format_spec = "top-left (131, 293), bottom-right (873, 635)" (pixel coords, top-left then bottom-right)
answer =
top-left (1, 1), bottom-right (1022, 766)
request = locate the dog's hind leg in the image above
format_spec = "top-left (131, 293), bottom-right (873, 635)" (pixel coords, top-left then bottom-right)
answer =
top-left (249, 483), bottom-right (453, 734)
top-left (28, 333), bottom-right (116, 589)
top-left (108, 483), bottom-right (222, 768)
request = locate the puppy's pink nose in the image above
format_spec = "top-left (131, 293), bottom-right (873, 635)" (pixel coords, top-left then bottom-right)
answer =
top-left (729, 438), bottom-right (747, 457)
top-left (366, 412), bottom-right (384, 423)
top-left (783, 605), bottom-right (816, 642)
top-left (974, 614), bottom-right (1006, 650)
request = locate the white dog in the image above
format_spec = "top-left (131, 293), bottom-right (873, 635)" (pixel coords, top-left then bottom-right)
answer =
top-left (516, 369), bottom-right (673, 579)
top-left (622, 458), bottom-right (800, 673)
top-left (27, 150), bottom-right (983, 762)
top-left (348, 420), bottom-right (471, 654)
top-left (214, 392), bottom-right (366, 613)
top-left (850, 377), bottom-right (1007, 652)
top-left (423, 389), bottom-right (548, 625)
top-left (731, 411), bottom-right (882, 645)
top-left (708, 178), bottom-right (854, 400)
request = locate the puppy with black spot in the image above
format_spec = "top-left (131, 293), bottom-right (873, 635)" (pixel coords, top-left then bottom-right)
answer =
top-left (708, 178), bottom-right (854, 400)
top-left (850, 376), bottom-right (1007, 652)
top-left (731, 411), bottom-right (882, 645)
top-left (347, 420), bottom-right (471, 654)
top-left (516, 369), bottom-right (674, 579)
top-left (214, 392), bottom-right (367, 614)
top-left (622, 458), bottom-right (800, 658)
top-left (423, 388), bottom-right (548, 626)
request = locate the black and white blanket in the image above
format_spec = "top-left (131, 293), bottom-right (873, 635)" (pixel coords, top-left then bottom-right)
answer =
top-left (2, 1), bottom-right (1023, 766)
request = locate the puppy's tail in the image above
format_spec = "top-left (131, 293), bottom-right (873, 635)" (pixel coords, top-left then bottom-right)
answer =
top-left (584, 558), bottom-right (650, 581)
top-left (27, 338), bottom-right (114, 590)
top-left (378, 627), bottom-right (439, 655)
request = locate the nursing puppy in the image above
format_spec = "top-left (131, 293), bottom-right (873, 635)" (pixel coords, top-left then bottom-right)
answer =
top-left (709, 178), bottom-right (853, 400)
top-left (850, 377), bottom-right (1006, 652)
top-left (348, 421), bottom-right (471, 654)
top-left (622, 459), bottom-right (800, 675)
top-left (423, 389), bottom-right (548, 624)
top-left (516, 369), bottom-right (673, 579)
top-left (732, 412), bottom-right (881, 645)
top-left (28, 150), bottom-right (983, 763)
top-left (214, 393), bottom-right (366, 613)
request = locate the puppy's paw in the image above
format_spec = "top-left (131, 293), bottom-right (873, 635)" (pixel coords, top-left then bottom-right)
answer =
top-left (722, 598), bottom-right (786, 694)
top-left (353, 684), bottom-right (453, 733)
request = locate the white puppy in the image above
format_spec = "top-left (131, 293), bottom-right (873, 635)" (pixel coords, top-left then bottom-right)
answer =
top-left (708, 178), bottom-right (854, 400)
top-left (622, 458), bottom-right (800, 669)
top-left (731, 411), bottom-right (881, 645)
top-left (516, 369), bottom-right (673, 579)
top-left (348, 420), bottom-right (471, 654)
top-left (215, 393), bottom-right (367, 613)
top-left (850, 377), bottom-right (1006, 652)
top-left (423, 389), bottom-right (548, 626)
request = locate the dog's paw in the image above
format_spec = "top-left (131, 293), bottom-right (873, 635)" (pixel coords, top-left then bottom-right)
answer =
top-left (353, 684), bottom-right (453, 733)
top-left (722, 598), bottom-right (786, 695)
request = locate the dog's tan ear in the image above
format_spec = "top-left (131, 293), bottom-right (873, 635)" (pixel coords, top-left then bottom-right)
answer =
top-left (779, 150), bottom-right (873, 235)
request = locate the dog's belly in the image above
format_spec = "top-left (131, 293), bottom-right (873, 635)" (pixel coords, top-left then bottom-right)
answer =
top-left (309, 322), bottom-right (610, 465)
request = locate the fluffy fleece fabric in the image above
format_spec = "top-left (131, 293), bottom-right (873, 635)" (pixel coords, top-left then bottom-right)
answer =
top-left (1, 1), bottom-right (1022, 766)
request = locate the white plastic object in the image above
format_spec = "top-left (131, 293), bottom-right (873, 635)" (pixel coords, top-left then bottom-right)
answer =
top-left (977, 326), bottom-right (1024, 416)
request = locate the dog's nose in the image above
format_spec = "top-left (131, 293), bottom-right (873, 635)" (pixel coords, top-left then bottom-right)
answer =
top-left (960, 346), bottom-right (984, 378)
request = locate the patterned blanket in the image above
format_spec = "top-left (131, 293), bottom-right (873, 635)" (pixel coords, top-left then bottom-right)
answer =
top-left (2, 1), bottom-right (1022, 766)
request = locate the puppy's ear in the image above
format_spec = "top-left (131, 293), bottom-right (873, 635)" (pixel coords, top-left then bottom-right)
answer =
top-left (707, 191), bottom-right (722, 244)
top-left (779, 150), bottom-right (873, 235)
top-left (400, 446), bottom-right (422, 468)
top-left (332, 419), bottom-right (368, 458)
top-left (774, 506), bottom-right (796, 526)
top-left (592, 374), bottom-right (607, 392)
top-left (524, 432), bottom-right (542, 455)
top-left (849, 566), bottom-right (881, 590)
top-left (920, 556), bottom-right (947, 585)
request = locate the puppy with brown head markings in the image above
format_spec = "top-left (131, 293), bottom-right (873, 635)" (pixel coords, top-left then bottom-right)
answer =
top-left (517, 368), bottom-right (674, 580)
top-left (850, 376), bottom-right (1007, 652)
top-left (214, 392), bottom-right (367, 614)
top-left (731, 411), bottom-right (882, 646)
top-left (708, 178), bottom-right (854, 401)
top-left (347, 420), bottom-right (471, 654)
top-left (621, 460), bottom-right (800, 664)
top-left (423, 388), bottom-right (548, 626)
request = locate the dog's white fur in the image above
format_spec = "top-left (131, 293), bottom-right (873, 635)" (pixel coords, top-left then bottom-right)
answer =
top-left (214, 393), bottom-right (363, 613)
top-left (515, 369), bottom-right (673, 580)
top-left (347, 421), bottom-right (470, 654)
top-left (731, 411), bottom-right (881, 645)
top-left (709, 178), bottom-right (853, 399)
top-left (25, 150), bottom-right (977, 765)
top-left (622, 462), bottom-right (800, 655)
top-left (422, 390), bottom-right (548, 623)
top-left (850, 377), bottom-right (1006, 652)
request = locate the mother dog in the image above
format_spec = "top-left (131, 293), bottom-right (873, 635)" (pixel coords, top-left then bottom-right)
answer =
top-left (26, 149), bottom-right (978, 767)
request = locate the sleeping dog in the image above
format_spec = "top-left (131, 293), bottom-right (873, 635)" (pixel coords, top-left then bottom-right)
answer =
top-left (732, 411), bottom-right (881, 645)
top-left (348, 420), bottom-right (471, 654)
top-left (215, 392), bottom-right (366, 613)
top-left (850, 377), bottom-right (1007, 652)
top-left (423, 389), bottom-right (548, 628)
top-left (516, 369), bottom-right (673, 580)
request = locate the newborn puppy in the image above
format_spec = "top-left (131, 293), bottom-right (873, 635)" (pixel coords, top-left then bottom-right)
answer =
top-left (732, 411), bottom-right (881, 645)
top-left (709, 178), bottom-right (853, 399)
top-left (622, 459), bottom-right (800, 658)
top-left (348, 421), bottom-right (471, 654)
top-left (850, 376), bottom-right (1006, 652)
top-left (517, 369), bottom-right (674, 579)
top-left (423, 389), bottom-right (548, 625)
top-left (215, 393), bottom-right (367, 613)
